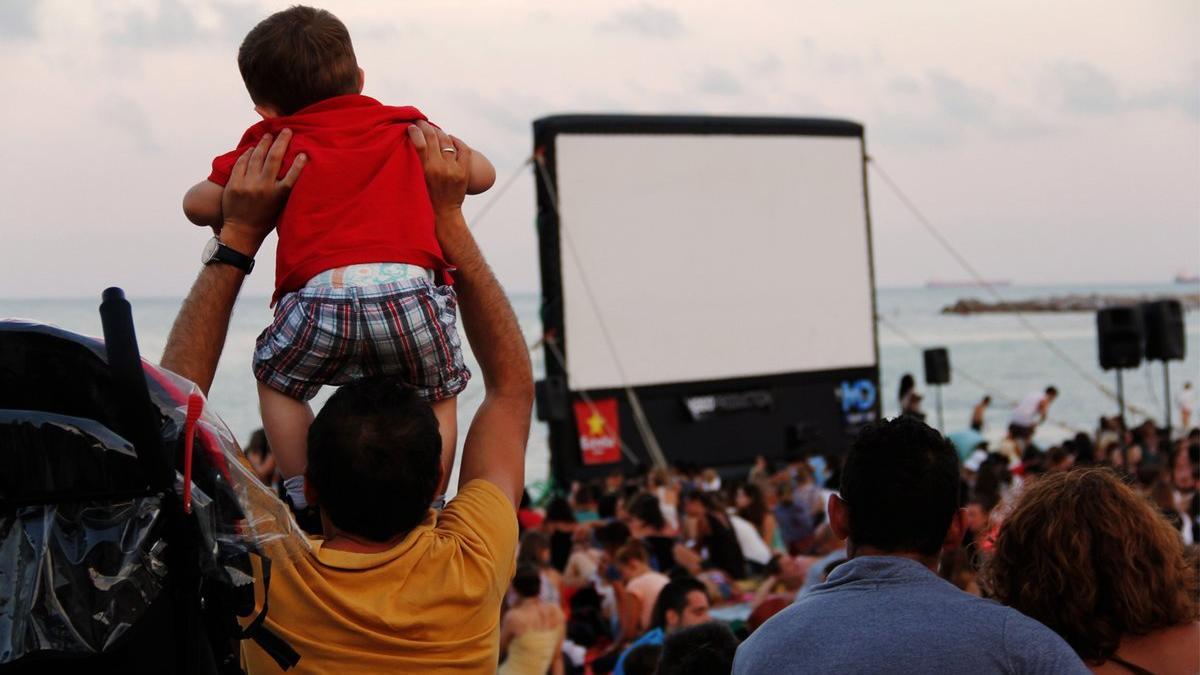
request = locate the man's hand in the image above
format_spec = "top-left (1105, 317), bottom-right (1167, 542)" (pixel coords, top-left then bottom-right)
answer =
top-left (407, 119), bottom-right (532, 507)
top-left (220, 129), bottom-right (306, 256)
top-left (161, 130), bottom-right (305, 394)
top-left (406, 121), bottom-right (470, 217)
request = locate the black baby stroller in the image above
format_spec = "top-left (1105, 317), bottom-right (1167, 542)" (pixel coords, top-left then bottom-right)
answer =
top-left (0, 289), bottom-right (305, 674)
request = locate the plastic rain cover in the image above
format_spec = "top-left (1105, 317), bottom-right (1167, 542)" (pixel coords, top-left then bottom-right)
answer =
top-left (0, 320), bottom-right (311, 662)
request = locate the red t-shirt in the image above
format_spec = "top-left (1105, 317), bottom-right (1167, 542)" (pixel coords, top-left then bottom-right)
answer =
top-left (208, 95), bottom-right (451, 305)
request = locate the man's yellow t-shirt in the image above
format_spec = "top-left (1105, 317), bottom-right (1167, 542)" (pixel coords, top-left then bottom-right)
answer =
top-left (242, 479), bottom-right (518, 674)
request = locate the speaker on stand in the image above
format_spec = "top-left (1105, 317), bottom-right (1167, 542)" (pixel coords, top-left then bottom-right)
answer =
top-left (1141, 299), bottom-right (1186, 433)
top-left (923, 347), bottom-right (950, 432)
top-left (1096, 307), bottom-right (1144, 470)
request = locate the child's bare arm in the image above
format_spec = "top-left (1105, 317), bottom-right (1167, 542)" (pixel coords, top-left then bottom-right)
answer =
top-left (183, 180), bottom-right (225, 229)
top-left (464, 144), bottom-right (495, 195)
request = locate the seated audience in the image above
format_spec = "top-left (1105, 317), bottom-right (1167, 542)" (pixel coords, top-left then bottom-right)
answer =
top-left (734, 416), bottom-right (1087, 674)
top-left (500, 564), bottom-right (566, 675)
top-left (983, 468), bottom-right (1200, 674)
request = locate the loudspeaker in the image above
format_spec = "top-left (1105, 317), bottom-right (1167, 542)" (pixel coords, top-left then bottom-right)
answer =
top-left (1141, 300), bottom-right (1186, 362)
top-left (1097, 307), bottom-right (1144, 370)
top-left (535, 376), bottom-right (569, 421)
top-left (923, 348), bottom-right (950, 385)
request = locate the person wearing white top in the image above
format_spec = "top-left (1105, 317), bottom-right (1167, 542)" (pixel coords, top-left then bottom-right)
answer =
top-left (1009, 386), bottom-right (1058, 439)
top-left (729, 511), bottom-right (773, 567)
top-left (1179, 381), bottom-right (1195, 432)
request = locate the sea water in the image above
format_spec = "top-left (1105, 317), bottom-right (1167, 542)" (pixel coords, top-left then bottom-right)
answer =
top-left (2, 283), bottom-right (1197, 489)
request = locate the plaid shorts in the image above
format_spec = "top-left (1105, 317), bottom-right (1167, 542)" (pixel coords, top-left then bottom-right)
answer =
top-left (253, 279), bottom-right (470, 402)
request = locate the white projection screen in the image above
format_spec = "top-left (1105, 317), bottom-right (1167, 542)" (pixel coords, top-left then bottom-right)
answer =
top-left (554, 132), bottom-right (876, 391)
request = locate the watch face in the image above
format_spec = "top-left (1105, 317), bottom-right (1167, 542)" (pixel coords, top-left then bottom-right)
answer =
top-left (202, 237), bottom-right (219, 264)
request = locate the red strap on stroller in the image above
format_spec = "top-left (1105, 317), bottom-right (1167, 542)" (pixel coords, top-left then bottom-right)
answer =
top-left (182, 392), bottom-right (204, 514)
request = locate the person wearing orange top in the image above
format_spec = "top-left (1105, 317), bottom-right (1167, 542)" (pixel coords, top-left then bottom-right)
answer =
top-left (160, 120), bottom-right (532, 673)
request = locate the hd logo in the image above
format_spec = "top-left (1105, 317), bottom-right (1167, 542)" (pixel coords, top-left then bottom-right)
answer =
top-left (840, 379), bottom-right (878, 415)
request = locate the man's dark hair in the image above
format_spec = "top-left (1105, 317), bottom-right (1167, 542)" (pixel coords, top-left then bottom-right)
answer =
top-left (658, 622), bottom-right (738, 675)
top-left (1045, 386), bottom-right (1058, 397)
top-left (595, 520), bottom-right (631, 552)
top-left (627, 492), bottom-right (666, 530)
top-left (623, 643), bottom-right (663, 675)
top-left (307, 379), bottom-right (440, 542)
top-left (545, 496), bottom-right (576, 524)
top-left (650, 576), bottom-right (707, 630)
top-left (512, 564), bottom-right (542, 599)
top-left (839, 416), bottom-right (961, 557)
top-left (238, 6), bottom-right (360, 115)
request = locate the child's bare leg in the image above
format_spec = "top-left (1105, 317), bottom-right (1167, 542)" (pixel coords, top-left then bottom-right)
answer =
top-left (258, 381), bottom-right (315, 506)
top-left (431, 396), bottom-right (458, 498)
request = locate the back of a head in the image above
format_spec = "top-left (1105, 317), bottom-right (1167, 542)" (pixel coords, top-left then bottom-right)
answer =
top-left (658, 622), bottom-right (738, 675)
top-left (517, 530), bottom-right (550, 567)
top-left (650, 576), bottom-right (707, 630)
top-left (840, 416), bottom-right (960, 556)
top-left (627, 492), bottom-right (666, 530)
top-left (983, 468), bottom-right (1199, 662)
top-left (616, 540), bottom-right (650, 566)
top-left (238, 6), bottom-right (360, 115)
top-left (512, 563), bottom-right (542, 599)
top-left (307, 379), bottom-right (440, 542)
top-left (623, 643), bottom-right (663, 675)
top-left (545, 496), bottom-right (576, 524)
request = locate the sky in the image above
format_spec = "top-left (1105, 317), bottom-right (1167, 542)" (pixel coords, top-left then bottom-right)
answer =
top-left (0, 0), bottom-right (1197, 299)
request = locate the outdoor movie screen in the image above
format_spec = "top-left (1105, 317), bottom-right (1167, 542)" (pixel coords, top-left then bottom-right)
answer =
top-left (554, 131), bottom-right (876, 392)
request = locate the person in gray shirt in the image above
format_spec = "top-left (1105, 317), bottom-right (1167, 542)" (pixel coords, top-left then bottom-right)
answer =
top-left (734, 416), bottom-right (1087, 675)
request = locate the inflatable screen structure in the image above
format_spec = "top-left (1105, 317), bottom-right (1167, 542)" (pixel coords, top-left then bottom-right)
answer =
top-left (533, 115), bottom-right (880, 483)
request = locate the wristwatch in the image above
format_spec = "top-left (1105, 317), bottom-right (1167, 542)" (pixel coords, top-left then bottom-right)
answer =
top-left (201, 236), bottom-right (255, 274)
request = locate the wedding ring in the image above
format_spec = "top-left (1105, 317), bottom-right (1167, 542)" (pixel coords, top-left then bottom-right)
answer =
top-left (440, 147), bottom-right (456, 153)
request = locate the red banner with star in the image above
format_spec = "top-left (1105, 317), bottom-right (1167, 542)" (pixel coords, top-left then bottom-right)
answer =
top-left (574, 398), bottom-right (621, 465)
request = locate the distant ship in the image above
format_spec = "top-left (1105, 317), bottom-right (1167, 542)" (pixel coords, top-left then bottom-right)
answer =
top-left (926, 279), bottom-right (1012, 289)
top-left (1176, 271), bottom-right (1200, 285)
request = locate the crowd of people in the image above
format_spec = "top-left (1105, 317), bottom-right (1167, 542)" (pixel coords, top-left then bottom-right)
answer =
top-left (491, 404), bottom-right (1200, 674)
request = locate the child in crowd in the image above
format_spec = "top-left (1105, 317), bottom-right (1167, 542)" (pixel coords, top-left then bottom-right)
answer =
top-left (182, 6), bottom-right (495, 515)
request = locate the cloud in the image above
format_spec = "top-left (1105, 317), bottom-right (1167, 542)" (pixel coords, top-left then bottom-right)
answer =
top-left (1042, 61), bottom-right (1199, 119)
top-left (927, 71), bottom-right (995, 124)
top-left (97, 94), bottom-right (160, 152)
top-left (696, 67), bottom-right (742, 96)
top-left (0, 0), bottom-right (38, 40)
top-left (596, 3), bottom-right (685, 40)
top-left (106, 0), bottom-right (261, 47)
top-left (749, 52), bottom-right (781, 77)
top-left (889, 77), bottom-right (920, 95)
top-left (874, 70), bottom-right (1058, 149)
top-left (1044, 62), bottom-right (1121, 115)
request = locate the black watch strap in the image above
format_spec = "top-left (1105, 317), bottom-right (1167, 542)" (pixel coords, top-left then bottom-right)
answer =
top-left (203, 237), bottom-right (255, 274)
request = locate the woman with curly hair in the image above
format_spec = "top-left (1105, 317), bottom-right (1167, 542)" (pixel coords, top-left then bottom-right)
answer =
top-left (982, 469), bottom-right (1199, 674)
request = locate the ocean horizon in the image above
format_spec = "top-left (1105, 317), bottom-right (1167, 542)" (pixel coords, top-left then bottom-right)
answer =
top-left (2, 281), bottom-right (1197, 491)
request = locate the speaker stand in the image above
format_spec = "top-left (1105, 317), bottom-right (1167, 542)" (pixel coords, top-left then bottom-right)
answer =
top-left (1116, 369), bottom-right (1129, 473)
top-left (1162, 361), bottom-right (1172, 435)
top-left (934, 385), bottom-right (944, 433)
top-left (1115, 369), bottom-right (1126, 427)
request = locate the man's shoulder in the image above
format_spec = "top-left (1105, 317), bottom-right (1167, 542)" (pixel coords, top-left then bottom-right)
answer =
top-left (436, 480), bottom-right (518, 559)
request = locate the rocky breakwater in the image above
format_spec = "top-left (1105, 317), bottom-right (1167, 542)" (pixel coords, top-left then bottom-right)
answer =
top-left (942, 293), bottom-right (1200, 315)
